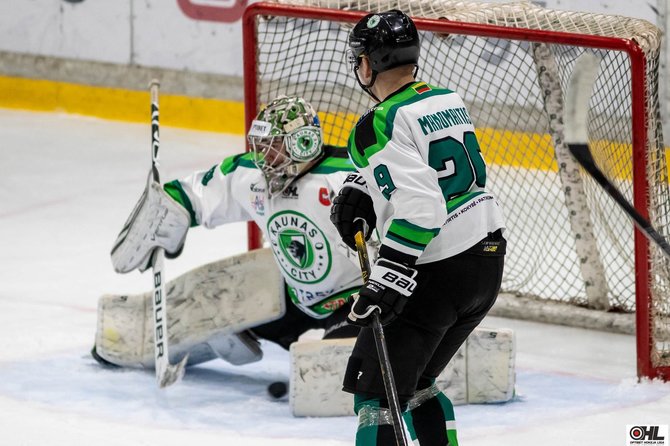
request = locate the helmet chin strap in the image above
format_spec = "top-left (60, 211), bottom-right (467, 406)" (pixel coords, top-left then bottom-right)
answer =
top-left (354, 67), bottom-right (381, 102)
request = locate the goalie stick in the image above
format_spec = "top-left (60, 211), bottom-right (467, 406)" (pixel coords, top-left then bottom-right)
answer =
top-left (148, 80), bottom-right (189, 387)
top-left (564, 54), bottom-right (670, 260)
top-left (353, 227), bottom-right (408, 446)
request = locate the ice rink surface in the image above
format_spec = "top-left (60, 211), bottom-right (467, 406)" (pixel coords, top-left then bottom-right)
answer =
top-left (0, 108), bottom-right (668, 446)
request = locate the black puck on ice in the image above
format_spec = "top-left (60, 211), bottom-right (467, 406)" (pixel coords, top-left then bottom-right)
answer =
top-left (268, 381), bottom-right (288, 399)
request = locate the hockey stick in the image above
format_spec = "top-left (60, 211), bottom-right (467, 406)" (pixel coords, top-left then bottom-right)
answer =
top-left (353, 228), bottom-right (408, 446)
top-left (564, 54), bottom-right (670, 260)
top-left (149, 80), bottom-right (189, 387)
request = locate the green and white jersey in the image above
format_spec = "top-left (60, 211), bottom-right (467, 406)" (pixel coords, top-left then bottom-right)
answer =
top-left (164, 146), bottom-right (363, 319)
top-left (347, 81), bottom-right (505, 265)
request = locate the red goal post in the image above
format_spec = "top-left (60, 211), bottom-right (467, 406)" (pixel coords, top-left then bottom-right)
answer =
top-left (242, 0), bottom-right (669, 381)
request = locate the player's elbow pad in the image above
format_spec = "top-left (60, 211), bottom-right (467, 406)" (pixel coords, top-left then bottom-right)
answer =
top-left (110, 179), bottom-right (191, 274)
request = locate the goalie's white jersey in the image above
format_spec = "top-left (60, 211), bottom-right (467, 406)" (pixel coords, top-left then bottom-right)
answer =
top-left (347, 81), bottom-right (505, 264)
top-left (164, 147), bottom-right (363, 319)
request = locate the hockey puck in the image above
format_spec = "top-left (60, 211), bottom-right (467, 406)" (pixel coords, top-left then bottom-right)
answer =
top-left (268, 381), bottom-right (288, 399)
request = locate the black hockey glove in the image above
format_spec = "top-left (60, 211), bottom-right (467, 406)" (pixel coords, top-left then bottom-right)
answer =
top-left (330, 186), bottom-right (377, 250)
top-left (348, 258), bottom-right (418, 327)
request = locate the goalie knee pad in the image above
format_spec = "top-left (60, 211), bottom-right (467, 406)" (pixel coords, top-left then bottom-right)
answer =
top-left (111, 175), bottom-right (191, 273)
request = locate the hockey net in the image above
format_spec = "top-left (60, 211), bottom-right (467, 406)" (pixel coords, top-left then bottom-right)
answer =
top-left (242, 0), bottom-right (670, 380)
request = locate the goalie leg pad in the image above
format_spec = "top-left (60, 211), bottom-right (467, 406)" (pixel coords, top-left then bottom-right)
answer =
top-left (290, 337), bottom-right (357, 417)
top-left (95, 248), bottom-right (285, 368)
top-left (111, 175), bottom-right (191, 274)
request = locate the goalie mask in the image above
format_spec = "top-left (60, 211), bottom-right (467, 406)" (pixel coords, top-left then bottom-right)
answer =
top-left (248, 96), bottom-right (323, 197)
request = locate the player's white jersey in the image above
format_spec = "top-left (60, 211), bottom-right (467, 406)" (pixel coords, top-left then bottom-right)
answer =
top-left (347, 81), bottom-right (505, 264)
top-left (164, 147), bottom-right (363, 319)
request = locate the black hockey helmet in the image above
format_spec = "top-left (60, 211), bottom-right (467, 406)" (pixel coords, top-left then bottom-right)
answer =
top-left (348, 10), bottom-right (420, 75)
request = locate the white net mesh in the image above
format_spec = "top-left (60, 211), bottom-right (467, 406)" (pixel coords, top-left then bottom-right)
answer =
top-left (247, 0), bottom-right (670, 374)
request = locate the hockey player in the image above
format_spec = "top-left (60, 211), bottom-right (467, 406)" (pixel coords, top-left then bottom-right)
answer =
top-left (98, 96), bottom-right (364, 368)
top-left (330, 10), bottom-right (506, 446)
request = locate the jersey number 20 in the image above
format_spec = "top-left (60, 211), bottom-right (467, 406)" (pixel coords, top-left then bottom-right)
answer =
top-left (428, 131), bottom-right (486, 201)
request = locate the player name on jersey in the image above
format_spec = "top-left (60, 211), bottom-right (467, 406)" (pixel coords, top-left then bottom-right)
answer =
top-left (418, 106), bottom-right (472, 135)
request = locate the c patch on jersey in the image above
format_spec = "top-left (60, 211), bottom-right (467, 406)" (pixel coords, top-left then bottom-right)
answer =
top-left (318, 187), bottom-right (331, 206)
top-left (267, 210), bottom-right (332, 284)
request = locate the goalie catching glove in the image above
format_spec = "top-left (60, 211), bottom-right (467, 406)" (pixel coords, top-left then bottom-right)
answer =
top-left (349, 258), bottom-right (418, 327)
top-left (111, 174), bottom-right (191, 273)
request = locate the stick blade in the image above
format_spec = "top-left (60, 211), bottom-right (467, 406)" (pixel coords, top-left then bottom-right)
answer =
top-left (158, 354), bottom-right (189, 388)
top-left (568, 143), bottom-right (597, 173)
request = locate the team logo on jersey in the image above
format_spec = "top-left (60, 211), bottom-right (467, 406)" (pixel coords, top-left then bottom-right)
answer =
top-left (267, 211), bottom-right (331, 284)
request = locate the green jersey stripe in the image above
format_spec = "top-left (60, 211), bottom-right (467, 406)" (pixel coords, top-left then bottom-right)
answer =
top-left (388, 219), bottom-right (440, 245)
top-left (359, 84), bottom-right (424, 164)
top-left (349, 82), bottom-right (455, 167)
top-left (220, 152), bottom-right (257, 175)
top-left (383, 84), bottom-right (454, 147)
top-left (164, 181), bottom-right (198, 227)
top-left (348, 124), bottom-right (367, 168)
top-left (446, 190), bottom-right (486, 213)
top-left (386, 231), bottom-right (427, 251)
top-left (391, 218), bottom-right (441, 237)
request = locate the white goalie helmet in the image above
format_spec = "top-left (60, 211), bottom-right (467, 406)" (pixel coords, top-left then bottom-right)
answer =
top-left (248, 96), bottom-right (323, 197)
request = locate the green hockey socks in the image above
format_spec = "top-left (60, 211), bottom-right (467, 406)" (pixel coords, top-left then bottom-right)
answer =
top-left (404, 383), bottom-right (459, 446)
top-left (354, 395), bottom-right (398, 446)
top-left (353, 385), bottom-right (459, 446)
